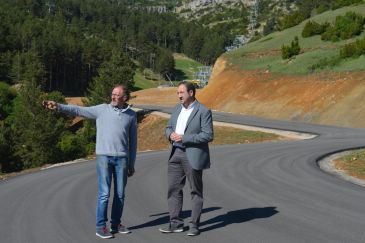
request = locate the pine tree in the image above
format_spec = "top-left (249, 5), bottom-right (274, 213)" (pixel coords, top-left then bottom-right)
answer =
top-left (87, 50), bottom-right (135, 105)
top-left (0, 82), bottom-right (16, 173)
top-left (155, 48), bottom-right (175, 80)
top-left (8, 49), bottom-right (65, 169)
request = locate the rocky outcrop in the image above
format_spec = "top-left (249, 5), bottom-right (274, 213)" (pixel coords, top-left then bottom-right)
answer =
top-left (176, 0), bottom-right (257, 17)
top-left (178, 0), bottom-right (255, 11)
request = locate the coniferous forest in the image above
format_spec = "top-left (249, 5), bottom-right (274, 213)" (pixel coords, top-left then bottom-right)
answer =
top-left (0, 0), bottom-right (231, 173)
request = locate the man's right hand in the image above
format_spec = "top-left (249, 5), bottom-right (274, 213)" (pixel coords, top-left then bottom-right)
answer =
top-left (170, 132), bottom-right (182, 142)
top-left (128, 167), bottom-right (135, 177)
top-left (42, 100), bottom-right (58, 110)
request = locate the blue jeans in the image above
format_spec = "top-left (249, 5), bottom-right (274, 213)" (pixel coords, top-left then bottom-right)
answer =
top-left (96, 155), bottom-right (128, 230)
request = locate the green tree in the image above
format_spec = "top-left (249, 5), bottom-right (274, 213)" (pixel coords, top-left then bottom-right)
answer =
top-left (10, 81), bottom-right (66, 169)
top-left (7, 45), bottom-right (65, 169)
top-left (155, 48), bottom-right (175, 80)
top-left (14, 0), bottom-right (43, 16)
top-left (0, 51), bottom-right (13, 84)
top-left (182, 26), bottom-right (204, 60)
top-left (87, 50), bottom-right (136, 105)
top-left (0, 82), bottom-right (17, 173)
top-left (57, 130), bottom-right (88, 162)
top-left (199, 34), bottom-right (224, 65)
top-left (11, 47), bottom-right (46, 85)
top-left (0, 82), bottom-right (16, 120)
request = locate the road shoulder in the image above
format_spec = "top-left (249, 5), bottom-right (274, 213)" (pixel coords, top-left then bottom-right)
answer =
top-left (318, 151), bottom-right (365, 187)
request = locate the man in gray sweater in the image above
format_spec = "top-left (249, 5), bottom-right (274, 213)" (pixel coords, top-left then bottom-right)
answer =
top-left (43, 85), bottom-right (137, 239)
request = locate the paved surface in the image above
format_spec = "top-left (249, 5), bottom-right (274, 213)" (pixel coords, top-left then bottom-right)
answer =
top-left (1, 105), bottom-right (365, 243)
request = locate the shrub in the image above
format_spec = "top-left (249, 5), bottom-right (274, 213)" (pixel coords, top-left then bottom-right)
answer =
top-left (302, 21), bottom-right (329, 38)
top-left (321, 12), bottom-right (364, 42)
top-left (340, 43), bottom-right (358, 58)
top-left (278, 11), bottom-right (307, 30)
top-left (321, 26), bottom-right (339, 41)
top-left (356, 37), bottom-right (365, 55)
top-left (340, 36), bottom-right (365, 58)
top-left (57, 132), bottom-right (88, 161)
top-left (281, 36), bottom-right (301, 59)
top-left (308, 57), bottom-right (342, 72)
top-left (0, 82), bottom-right (16, 119)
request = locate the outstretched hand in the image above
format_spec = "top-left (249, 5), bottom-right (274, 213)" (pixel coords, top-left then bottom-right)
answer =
top-left (42, 100), bottom-right (58, 110)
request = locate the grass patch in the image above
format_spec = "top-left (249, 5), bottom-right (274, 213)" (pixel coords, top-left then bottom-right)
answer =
top-left (137, 114), bottom-right (282, 152)
top-left (133, 54), bottom-right (203, 91)
top-left (211, 126), bottom-right (279, 145)
top-left (133, 70), bottom-right (160, 91)
top-left (174, 53), bottom-right (203, 80)
top-left (259, 37), bottom-right (274, 43)
top-left (335, 148), bottom-right (365, 179)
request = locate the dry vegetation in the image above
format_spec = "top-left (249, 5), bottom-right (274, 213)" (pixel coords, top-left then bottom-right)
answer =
top-left (137, 114), bottom-right (282, 152)
top-left (334, 149), bottom-right (365, 180)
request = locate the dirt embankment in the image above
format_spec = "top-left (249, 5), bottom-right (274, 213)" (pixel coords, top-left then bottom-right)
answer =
top-left (131, 57), bottom-right (365, 128)
top-left (131, 87), bottom-right (179, 106)
top-left (197, 57), bottom-right (365, 128)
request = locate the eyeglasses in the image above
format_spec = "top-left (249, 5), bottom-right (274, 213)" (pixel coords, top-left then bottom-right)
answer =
top-left (111, 93), bottom-right (125, 97)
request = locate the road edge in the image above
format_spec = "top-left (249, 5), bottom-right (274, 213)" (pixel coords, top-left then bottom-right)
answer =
top-left (318, 151), bottom-right (365, 187)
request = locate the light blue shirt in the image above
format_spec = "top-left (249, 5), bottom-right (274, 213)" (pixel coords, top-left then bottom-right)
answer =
top-left (58, 103), bottom-right (137, 167)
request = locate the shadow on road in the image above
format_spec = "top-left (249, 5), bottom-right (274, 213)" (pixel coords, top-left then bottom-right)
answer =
top-left (200, 206), bottom-right (279, 232)
top-left (129, 207), bottom-right (221, 230)
top-left (130, 206), bottom-right (278, 231)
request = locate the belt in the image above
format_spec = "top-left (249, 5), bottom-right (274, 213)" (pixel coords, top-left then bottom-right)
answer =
top-left (173, 146), bottom-right (186, 151)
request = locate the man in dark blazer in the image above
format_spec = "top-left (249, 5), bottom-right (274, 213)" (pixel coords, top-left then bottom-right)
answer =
top-left (158, 81), bottom-right (214, 236)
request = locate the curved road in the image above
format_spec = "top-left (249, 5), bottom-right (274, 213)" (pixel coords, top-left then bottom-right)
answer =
top-left (1, 105), bottom-right (365, 242)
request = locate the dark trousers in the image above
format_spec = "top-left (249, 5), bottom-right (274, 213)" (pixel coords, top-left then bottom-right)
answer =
top-left (167, 147), bottom-right (203, 226)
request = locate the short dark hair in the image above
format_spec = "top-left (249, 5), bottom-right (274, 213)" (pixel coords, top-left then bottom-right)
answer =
top-left (178, 81), bottom-right (196, 96)
top-left (114, 84), bottom-right (131, 101)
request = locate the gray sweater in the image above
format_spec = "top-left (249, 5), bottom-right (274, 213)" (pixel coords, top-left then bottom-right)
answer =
top-left (58, 103), bottom-right (137, 167)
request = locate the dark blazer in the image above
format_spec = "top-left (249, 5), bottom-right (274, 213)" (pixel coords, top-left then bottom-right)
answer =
top-left (165, 100), bottom-right (214, 170)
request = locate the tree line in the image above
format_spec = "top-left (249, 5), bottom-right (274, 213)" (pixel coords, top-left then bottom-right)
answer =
top-left (0, 0), bottom-right (231, 95)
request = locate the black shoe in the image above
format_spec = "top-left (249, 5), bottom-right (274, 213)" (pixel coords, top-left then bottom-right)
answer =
top-left (158, 223), bottom-right (184, 233)
top-left (110, 224), bottom-right (131, 234)
top-left (187, 223), bottom-right (200, 236)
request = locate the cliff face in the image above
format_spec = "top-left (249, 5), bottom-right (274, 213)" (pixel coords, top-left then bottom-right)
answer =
top-left (176, 0), bottom-right (263, 18)
top-left (178, 0), bottom-right (255, 10)
top-left (197, 57), bottom-right (365, 128)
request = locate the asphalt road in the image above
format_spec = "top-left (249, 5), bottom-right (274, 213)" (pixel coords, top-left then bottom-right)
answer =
top-left (1, 105), bottom-right (365, 243)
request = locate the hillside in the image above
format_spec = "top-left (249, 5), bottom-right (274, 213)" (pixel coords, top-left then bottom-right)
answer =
top-left (198, 4), bottom-right (365, 128)
top-left (132, 4), bottom-right (365, 128)
top-left (223, 4), bottom-right (365, 74)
